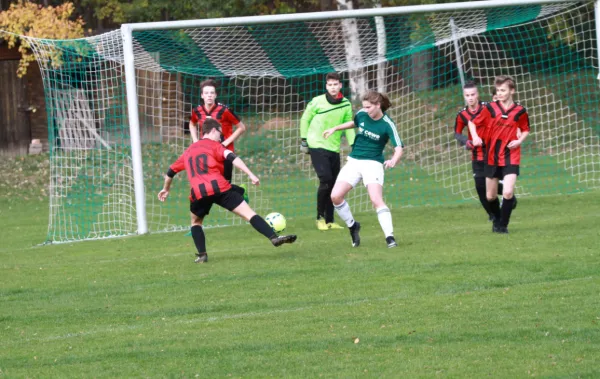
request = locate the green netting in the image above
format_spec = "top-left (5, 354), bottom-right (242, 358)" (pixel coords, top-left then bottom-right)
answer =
top-left (23, 1), bottom-right (600, 242)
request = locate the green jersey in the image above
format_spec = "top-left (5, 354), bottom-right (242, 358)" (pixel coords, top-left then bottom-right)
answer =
top-left (349, 109), bottom-right (404, 163)
top-left (300, 93), bottom-right (355, 152)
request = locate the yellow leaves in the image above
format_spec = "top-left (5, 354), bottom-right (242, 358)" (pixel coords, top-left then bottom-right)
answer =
top-left (0, 0), bottom-right (85, 77)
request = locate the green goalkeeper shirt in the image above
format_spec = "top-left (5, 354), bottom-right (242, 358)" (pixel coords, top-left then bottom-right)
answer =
top-left (300, 93), bottom-right (355, 152)
top-left (349, 109), bottom-right (404, 163)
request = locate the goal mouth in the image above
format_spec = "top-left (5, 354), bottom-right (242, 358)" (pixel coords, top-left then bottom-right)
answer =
top-left (20, 0), bottom-right (600, 242)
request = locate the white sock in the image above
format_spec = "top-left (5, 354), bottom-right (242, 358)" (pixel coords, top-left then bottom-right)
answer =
top-left (334, 200), bottom-right (355, 228)
top-left (376, 206), bottom-right (394, 238)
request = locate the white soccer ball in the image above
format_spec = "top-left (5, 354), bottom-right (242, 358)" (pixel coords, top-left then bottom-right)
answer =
top-left (265, 212), bottom-right (286, 233)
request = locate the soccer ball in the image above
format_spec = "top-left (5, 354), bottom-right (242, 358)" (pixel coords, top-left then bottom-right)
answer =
top-left (265, 212), bottom-right (286, 233)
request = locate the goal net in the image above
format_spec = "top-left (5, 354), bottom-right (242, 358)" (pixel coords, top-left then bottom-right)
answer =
top-left (25, 0), bottom-right (600, 242)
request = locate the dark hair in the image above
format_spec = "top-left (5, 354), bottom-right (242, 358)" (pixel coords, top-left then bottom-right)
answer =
top-left (494, 75), bottom-right (516, 90)
top-left (200, 79), bottom-right (218, 93)
top-left (362, 91), bottom-right (392, 112)
top-left (326, 72), bottom-right (341, 82)
top-left (463, 80), bottom-right (477, 90)
top-left (202, 118), bottom-right (222, 135)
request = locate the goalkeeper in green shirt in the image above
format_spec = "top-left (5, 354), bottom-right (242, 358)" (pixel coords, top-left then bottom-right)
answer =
top-left (300, 73), bottom-right (356, 231)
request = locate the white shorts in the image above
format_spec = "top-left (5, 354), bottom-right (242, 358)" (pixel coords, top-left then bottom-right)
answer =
top-left (337, 157), bottom-right (385, 188)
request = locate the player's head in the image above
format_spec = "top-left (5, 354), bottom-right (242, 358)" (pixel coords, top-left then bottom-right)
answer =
top-left (494, 75), bottom-right (516, 102)
top-left (462, 81), bottom-right (479, 107)
top-left (202, 118), bottom-right (222, 140)
top-left (200, 79), bottom-right (218, 106)
top-left (362, 91), bottom-right (392, 118)
top-left (325, 72), bottom-right (342, 98)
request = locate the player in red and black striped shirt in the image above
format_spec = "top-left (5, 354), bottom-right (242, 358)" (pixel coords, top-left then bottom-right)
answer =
top-left (189, 79), bottom-right (247, 184)
top-left (159, 119), bottom-right (296, 263)
top-left (454, 81), bottom-right (502, 221)
top-left (469, 76), bottom-right (530, 233)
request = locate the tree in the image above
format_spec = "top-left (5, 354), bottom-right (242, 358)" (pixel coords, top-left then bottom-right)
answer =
top-left (0, 0), bottom-right (85, 76)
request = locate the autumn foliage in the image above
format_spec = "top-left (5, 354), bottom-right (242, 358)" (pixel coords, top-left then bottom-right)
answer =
top-left (0, 1), bottom-right (85, 77)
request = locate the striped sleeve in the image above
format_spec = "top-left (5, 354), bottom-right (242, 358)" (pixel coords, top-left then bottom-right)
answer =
top-left (383, 115), bottom-right (404, 148)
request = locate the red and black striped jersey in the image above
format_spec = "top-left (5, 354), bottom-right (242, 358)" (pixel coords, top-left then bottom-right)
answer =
top-left (454, 101), bottom-right (488, 161)
top-left (481, 101), bottom-right (530, 167)
top-left (170, 139), bottom-right (233, 201)
top-left (190, 103), bottom-right (241, 151)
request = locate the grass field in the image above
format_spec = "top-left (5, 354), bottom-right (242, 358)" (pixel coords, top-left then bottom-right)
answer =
top-left (1, 154), bottom-right (599, 377)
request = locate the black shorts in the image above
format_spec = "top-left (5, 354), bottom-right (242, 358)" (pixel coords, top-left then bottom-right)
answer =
top-left (189, 189), bottom-right (244, 218)
top-left (485, 164), bottom-right (520, 179)
top-left (472, 160), bottom-right (486, 178)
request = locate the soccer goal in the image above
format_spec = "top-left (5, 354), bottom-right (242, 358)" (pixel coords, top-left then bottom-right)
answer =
top-left (25, 0), bottom-right (600, 242)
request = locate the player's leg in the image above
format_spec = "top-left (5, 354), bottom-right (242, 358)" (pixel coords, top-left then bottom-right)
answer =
top-left (223, 191), bottom-right (296, 247)
top-left (189, 200), bottom-right (212, 263)
top-left (498, 171), bottom-right (518, 233)
top-left (332, 159), bottom-right (362, 247)
top-left (326, 151), bottom-right (344, 229)
top-left (366, 183), bottom-right (397, 248)
top-left (473, 161), bottom-right (492, 220)
top-left (485, 163), bottom-right (501, 225)
top-left (364, 161), bottom-right (396, 248)
top-left (309, 148), bottom-right (335, 230)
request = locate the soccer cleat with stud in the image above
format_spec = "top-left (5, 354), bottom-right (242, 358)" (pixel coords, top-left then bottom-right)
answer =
top-left (386, 236), bottom-right (397, 248)
top-left (327, 222), bottom-right (344, 230)
top-left (316, 218), bottom-right (330, 231)
top-left (194, 253), bottom-right (208, 263)
top-left (271, 234), bottom-right (297, 247)
top-left (349, 222), bottom-right (361, 247)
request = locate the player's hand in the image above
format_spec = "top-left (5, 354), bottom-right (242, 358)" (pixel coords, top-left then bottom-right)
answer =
top-left (322, 128), bottom-right (335, 140)
top-left (300, 139), bottom-right (309, 154)
top-left (472, 136), bottom-right (483, 147)
top-left (249, 174), bottom-right (260, 186)
top-left (158, 189), bottom-right (169, 202)
top-left (507, 140), bottom-right (521, 149)
top-left (465, 140), bottom-right (474, 150)
top-left (384, 160), bottom-right (397, 169)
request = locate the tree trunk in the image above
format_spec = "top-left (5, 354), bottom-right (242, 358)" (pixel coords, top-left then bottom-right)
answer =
top-left (337, 0), bottom-right (366, 105)
top-left (374, 3), bottom-right (386, 93)
top-left (411, 50), bottom-right (432, 91)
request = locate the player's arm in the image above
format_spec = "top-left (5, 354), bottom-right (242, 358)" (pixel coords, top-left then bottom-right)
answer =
top-left (454, 113), bottom-right (472, 150)
top-left (299, 99), bottom-right (318, 153)
top-left (189, 121), bottom-right (199, 143)
top-left (158, 156), bottom-right (184, 201)
top-left (223, 150), bottom-right (259, 185)
top-left (384, 146), bottom-right (403, 169)
top-left (342, 105), bottom-right (356, 146)
top-left (467, 120), bottom-right (483, 147)
top-left (222, 110), bottom-right (246, 148)
top-left (384, 123), bottom-right (404, 169)
top-left (322, 121), bottom-right (355, 139)
top-left (508, 111), bottom-right (530, 149)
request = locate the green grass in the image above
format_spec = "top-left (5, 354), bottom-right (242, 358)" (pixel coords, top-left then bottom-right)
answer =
top-left (1, 188), bottom-right (599, 377)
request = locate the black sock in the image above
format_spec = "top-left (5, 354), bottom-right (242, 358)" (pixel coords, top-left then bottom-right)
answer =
top-left (500, 197), bottom-right (515, 227)
top-left (475, 177), bottom-right (491, 216)
top-left (250, 215), bottom-right (277, 239)
top-left (488, 197), bottom-right (501, 221)
top-left (191, 225), bottom-right (206, 254)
